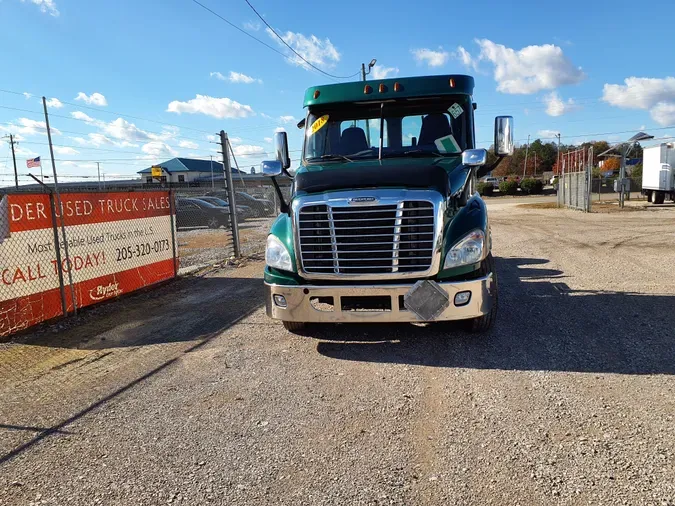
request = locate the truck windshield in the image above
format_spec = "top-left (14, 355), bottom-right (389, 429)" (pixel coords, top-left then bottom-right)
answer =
top-left (303, 96), bottom-right (472, 163)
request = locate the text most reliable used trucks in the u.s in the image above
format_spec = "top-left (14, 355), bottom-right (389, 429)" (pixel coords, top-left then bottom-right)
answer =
top-left (641, 143), bottom-right (675, 204)
top-left (261, 75), bottom-right (513, 333)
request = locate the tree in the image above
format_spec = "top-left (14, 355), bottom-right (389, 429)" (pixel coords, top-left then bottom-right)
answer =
top-left (602, 157), bottom-right (620, 172)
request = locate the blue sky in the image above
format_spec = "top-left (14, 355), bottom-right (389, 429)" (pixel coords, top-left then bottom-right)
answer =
top-left (1, 0), bottom-right (674, 184)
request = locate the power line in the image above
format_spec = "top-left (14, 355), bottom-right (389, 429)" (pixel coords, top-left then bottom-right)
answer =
top-left (242, 0), bottom-right (360, 80)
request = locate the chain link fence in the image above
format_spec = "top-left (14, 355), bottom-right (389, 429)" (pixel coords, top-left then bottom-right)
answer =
top-left (174, 181), bottom-right (291, 267)
top-left (0, 188), bottom-right (177, 339)
top-left (557, 147), bottom-right (592, 212)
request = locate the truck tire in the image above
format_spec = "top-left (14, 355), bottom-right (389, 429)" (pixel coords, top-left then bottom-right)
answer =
top-left (653, 192), bottom-right (665, 205)
top-left (464, 253), bottom-right (498, 334)
top-left (282, 321), bottom-right (306, 333)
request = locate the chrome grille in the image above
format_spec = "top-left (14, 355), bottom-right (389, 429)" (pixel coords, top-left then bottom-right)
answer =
top-left (298, 200), bottom-right (435, 276)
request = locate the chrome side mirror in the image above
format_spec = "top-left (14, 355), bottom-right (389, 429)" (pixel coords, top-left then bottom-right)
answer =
top-left (494, 116), bottom-right (514, 156)
top-left (275, 131), bottom-right (291, 170)
top-left (261, 160), bottom-right (283, 177)
top-left (462, 148), bottom-right (487, 166)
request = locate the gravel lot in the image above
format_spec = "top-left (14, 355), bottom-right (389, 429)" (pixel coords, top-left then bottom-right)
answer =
top-left (1, 198), bottom-right (674, 505)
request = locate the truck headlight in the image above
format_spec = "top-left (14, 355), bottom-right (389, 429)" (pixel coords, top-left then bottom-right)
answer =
top-left (444, 229), bottom-right (485, 269)
top-left (266, 235), bottom-right (293, 272)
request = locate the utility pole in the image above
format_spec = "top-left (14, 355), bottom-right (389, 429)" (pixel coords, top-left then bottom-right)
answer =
top-left (523, 134), bottom-right (530, 178)
top-left (96, 162), bottom-right (101, 189)
top-left (43, 96), bottom-right (77, 314)
top-left (3, 134), bottom-right (19, 189)
top-left (361, 58), bottom-right (377, 146)
top-left (219, 130), bottom-right (240, 257)
top-left (556, 133), bottom-right (561, 176)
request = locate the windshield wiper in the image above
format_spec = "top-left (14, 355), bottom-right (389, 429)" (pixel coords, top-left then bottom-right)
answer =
top-left (308, 154), bottom-right (353, 163)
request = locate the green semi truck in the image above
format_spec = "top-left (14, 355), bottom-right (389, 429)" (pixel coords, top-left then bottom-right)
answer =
top-left (261, 74), bottom-right (513, 333)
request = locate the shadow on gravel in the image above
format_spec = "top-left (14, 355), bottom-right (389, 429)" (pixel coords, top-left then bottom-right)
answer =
top-left (0, 275), bottom-right (264, 465)
top-left (11, 276), bottom-right (264, 350)
top-left (316, 257), bottom-right (675, 376)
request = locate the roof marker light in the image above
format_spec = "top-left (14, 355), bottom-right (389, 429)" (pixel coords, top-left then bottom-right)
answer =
top-left (378, 83), bottom-right (387, 93)
top-left (449, 78), bottom-right (456, 88)
top-left (313, 90), bottom-right (320, 99)
top-left (364, 85), bottom-right (373, 94)
top-left (393, 82), bottom-right (402, 92)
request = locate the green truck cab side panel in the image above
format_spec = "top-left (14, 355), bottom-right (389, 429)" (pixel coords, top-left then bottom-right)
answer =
top-left (264, 265), bottom-right (302, 285)
top-left (437, 193), bottom-right (489, 280)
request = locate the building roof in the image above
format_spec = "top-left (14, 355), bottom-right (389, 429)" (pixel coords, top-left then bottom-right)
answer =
top-left (138, 158), bottom-right (242, 174)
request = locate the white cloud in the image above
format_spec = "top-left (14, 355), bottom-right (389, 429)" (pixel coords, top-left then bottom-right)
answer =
top-left (74, 92), bottom-right (108, 106)
top-left (45, 97), bottom-right (63, 109)
top-left (371, 66), bottom-right (399, 80)
top-left (260, 113), bottom-right (273, 119)
top-left (210, 71), bottom-right (261, 84)
top-left (23, 0), bottom-right (59, 16)
top-left (72, 133), bottom-right (138, 149)
top-left (264, 137), bottom-right (273, 143)
top-left (454, 46), bottom-right (477, 70)
top-left (23, 92), bottom-right (32, 100)
top-left (104, 117), bottom-right (152, 142)
top-left (178, 140), bottom-right (199, 149)
top-left (651, 103), bottom-right (675, 126)
top-left (274, 127), bottom-right (286, 133)
top-left (166, 95), bottom-right (254, 119)
top-left (278, 115), bottom-right (296, 124)
top-left (228, 136), bottom-right (242, 145)
top-left (9, 118), bottom-right (62, 137)
top-left (229, 71), bottom-right (262, 84)
top-left (537, 129), bottom-right (560, 139)
top-left (266, 28), bottom-right (340, 68)
top-left (476, 39), bottom-right (585, 94)
top-left (602, 77), bottom-right (675, 126)
top-left (243, 21), bottom-right (261, 31)
top-left (411, 48), bottom-right (449, 67)
top-left (53, 146), bottom-right (79, 155)
top-left (141, 141), bottom-right (178, 158)
top-left (544, 91), bottom-right (579, 116)
top-left (232, 144), bottom-right (265, 156)
top-left (71, 111), bottom-right (98, 123)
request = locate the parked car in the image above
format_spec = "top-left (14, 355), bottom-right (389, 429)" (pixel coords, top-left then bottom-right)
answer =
top-left (205, 191), bottom-right (274, 217)
top-left (237, 192), bottom-right (274, 217)
top-left (193, 196), bottom-right (253, 220)
top-left (176, 198), bottom-right (230, 229)
top-left (482, 177), bottom-right (500, 188)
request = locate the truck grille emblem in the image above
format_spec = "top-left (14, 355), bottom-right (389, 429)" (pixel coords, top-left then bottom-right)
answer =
top-left (348, 196), bottom-right (378, 205)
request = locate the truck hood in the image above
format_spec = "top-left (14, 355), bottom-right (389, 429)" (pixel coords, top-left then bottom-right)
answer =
top-left (294, 157), bottom-right (468, 197)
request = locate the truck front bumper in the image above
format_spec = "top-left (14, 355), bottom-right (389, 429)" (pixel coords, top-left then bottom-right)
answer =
top-left (265, 273), bottom-right (495, 323)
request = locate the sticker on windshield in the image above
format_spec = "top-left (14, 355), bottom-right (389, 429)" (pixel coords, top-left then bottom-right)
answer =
top-left (448, 103), bottom-right (463, 119)
top-left (435, 134), bottom-right (460, 154)
top-left (307, 114), bottom-right (329, 136)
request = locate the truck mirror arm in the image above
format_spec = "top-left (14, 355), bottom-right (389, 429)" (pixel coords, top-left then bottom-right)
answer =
top-left (476, 155), bottom-right (505, 179)
top-left (270, 176), bottom-right (290, 214)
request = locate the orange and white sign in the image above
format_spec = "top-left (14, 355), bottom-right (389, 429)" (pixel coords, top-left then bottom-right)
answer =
top-left (0, 191), bottom-right (177, 337)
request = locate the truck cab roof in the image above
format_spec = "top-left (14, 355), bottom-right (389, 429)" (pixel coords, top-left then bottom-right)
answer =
top-left (303, 74), bottom-right (475, 108)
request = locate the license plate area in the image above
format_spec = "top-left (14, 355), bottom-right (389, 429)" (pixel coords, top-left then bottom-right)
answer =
top-left (404, 280), bottom-right (450, 321)
top-left (341, 296), bottom-right (392, 312)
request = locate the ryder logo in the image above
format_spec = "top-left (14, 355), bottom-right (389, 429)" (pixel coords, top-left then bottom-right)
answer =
top-left (89, 282), bottom-right (123, 301)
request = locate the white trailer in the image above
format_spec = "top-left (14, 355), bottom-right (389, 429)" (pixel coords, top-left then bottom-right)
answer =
top-left (642, 143), bottom-right (675, 204)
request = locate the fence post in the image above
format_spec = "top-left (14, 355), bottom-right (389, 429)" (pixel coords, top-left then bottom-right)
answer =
top-left (220, 130), bottom-right (241, 258)
top-left (48, 192), bottom-right (68, 316)
top-left (169, 189), bottom-right (178, 278)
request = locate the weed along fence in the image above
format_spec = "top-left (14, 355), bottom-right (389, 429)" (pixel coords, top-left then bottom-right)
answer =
top-left (0, 190), bottom-right (178, 338)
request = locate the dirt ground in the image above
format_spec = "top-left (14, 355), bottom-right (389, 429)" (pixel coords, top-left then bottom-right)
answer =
top-left (1, 199), bottom-right (674, 505)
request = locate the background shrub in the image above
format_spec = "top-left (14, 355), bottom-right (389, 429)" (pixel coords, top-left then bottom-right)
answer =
top-left (477, 182), bottom-right (494, 196)
top-left (499, 180), bottom-right (519, 195)
top-left (520, 178), bottom-right (543, 195)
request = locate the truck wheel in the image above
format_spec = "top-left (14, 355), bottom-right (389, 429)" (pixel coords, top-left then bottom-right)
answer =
top-left (464, 254), bottom-right (498, 334)
top-left (282, 321), bottom-right (306, 333)
top-left (654, 192), bottom-right (665, 205)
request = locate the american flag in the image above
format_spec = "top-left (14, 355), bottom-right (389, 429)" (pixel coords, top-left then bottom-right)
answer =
top-left (26, 156), bottom-right (41, 168)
